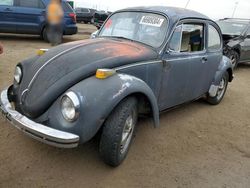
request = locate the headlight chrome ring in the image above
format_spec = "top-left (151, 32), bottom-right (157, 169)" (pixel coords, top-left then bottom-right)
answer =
top-left (14, 66), bottom-right (22, 84)
top-left (61, 91), bottom-right (80, 122)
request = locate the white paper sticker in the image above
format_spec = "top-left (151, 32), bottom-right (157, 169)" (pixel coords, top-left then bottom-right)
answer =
top-left (140, 16), bottom-right (164, 27)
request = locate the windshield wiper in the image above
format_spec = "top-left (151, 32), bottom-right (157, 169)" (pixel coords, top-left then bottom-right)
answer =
top-left (101, 35), bottom-right (157, 51)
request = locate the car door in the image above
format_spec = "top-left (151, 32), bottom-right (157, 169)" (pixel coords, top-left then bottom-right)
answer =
top-left (240, 26), bottom-right (250, 62)
top-left (0, 0), bottom-right (17, 33)
top-left (15, 0), bottom-right (46, 34)
top-left (159, 21), bottom-right (208, 110)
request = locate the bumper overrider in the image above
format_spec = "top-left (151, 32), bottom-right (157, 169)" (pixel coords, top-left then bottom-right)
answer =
top-left (0, 88), bottom-right (79, 148)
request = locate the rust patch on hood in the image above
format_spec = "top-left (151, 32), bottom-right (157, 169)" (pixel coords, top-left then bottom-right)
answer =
top-left (93, 40), bottom-right (153, 58)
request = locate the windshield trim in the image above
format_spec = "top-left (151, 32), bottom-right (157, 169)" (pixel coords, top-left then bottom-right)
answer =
top-left (98, 10), bottom-right (169, 50)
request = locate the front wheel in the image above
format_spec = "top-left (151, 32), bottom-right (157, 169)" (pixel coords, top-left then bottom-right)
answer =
top-left (99, 97), bottom-right (138, 167)
top-left (207, 72), bottom-right (229, 105)
top-left (229, 50), bottom-right (239, 69)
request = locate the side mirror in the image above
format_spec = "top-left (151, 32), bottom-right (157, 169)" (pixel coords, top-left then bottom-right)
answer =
top-left (90, 30), bottom-right (99, 39)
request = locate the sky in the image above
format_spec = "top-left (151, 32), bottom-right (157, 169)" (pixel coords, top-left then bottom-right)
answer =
top-left (73, 0), bottom-right (250, 20)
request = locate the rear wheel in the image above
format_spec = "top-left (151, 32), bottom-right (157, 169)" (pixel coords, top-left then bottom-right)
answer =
top-left (42, 26), bottom-right (49, 42)
top-left (207, 72), bottom-right (229, 105)
top-left (99, 97), bottom-right (138, 167)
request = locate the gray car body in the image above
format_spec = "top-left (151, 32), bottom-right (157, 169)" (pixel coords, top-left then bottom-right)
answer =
top-left (10, 6), bottom-right (233, 144)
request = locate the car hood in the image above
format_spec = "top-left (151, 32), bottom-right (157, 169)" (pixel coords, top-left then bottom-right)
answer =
top-left (18, 38), bottom-right (158, 118)
top-left (222, 34), bottom-right (242, 46)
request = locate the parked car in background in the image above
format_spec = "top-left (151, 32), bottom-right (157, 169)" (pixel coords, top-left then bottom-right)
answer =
top-left (0, 0), bottom-right (77, 41)
top-left (0, 6), bottom-right (233, 167)
top-left (92, 10), bottom-right (110, 29)
top-left (217, 18), bottom-right (250, 68)
top-left (75, 7), bottom-right (96, 23)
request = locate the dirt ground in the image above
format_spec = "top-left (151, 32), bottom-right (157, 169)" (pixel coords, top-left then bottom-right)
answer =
top-left (0, 24), bottom-right (250, 188)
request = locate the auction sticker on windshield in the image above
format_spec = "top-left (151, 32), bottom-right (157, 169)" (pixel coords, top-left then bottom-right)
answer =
top-left (140, 16), bottom-right (164, 27)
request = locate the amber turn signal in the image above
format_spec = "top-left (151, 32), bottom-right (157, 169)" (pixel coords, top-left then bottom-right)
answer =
top-left (96, 69), bottom-right (116, 79)
top-left (37, 49), bottom-right (48, 56)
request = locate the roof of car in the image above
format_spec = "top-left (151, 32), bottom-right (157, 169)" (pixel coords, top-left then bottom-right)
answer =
top-left (218, 18), bottom-right (250, 24)
top-left (117, 6), bottom-right (209, 20)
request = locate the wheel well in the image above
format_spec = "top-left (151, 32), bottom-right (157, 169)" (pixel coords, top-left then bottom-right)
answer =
top-left (233, 48), bottom-right (240, 57)
top-left (227, 68), bottom-right (233, 82)
top-left (128, 93), bottom-right (153, 117)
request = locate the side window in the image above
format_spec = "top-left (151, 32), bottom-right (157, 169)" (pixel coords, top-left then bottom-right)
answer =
top-left (169, 25), bottom-right (182, 52)
top-left (0, 0), bottom-right (13, 6)
top-left (19, 0), bottom-right (44, 9)
top-left (82, 8), bottom-right (90, 13)
top-left (181, 24), bottom-right (204, 52)
top-left (75, 8), bottom-right (81, 13)
top-left (208, 24), bottom-right (221, 51)
top-left (169, 23), bottom-right (204, 53)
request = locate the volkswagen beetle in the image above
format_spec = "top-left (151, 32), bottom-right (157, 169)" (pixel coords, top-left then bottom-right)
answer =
top-left (0, 6), bottom-right (233, 167)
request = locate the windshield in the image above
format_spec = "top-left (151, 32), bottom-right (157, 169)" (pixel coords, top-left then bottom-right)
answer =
top-left (99, 12), bottom-right (168, 48)
top-left (217, 21), bottom-right (248, 35)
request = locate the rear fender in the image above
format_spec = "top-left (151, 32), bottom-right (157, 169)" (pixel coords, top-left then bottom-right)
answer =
top-left (209, 56), bottom-right (233, 97)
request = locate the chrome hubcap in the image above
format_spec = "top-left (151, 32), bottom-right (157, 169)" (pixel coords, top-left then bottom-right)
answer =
top-left (217, 78), bottom-right (226, 99)
top-left (120, 114), bottom-right (134, 154)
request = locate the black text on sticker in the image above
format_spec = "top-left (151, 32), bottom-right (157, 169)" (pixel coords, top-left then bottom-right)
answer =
top-left (140, 16), bottom-right (164, 27)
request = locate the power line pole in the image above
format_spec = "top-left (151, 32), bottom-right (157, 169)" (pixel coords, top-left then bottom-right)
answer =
top-left (185, 0), bottom-right (191, 8)
top-left (232, 1), bottom-right (239, 18)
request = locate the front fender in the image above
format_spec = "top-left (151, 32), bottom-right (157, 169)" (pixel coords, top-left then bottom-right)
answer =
top-left (48, 74), bottom-right (159, 144)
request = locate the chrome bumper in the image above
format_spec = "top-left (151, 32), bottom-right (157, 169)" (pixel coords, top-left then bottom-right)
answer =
top-left (0, 89), bottom-right (79, 148)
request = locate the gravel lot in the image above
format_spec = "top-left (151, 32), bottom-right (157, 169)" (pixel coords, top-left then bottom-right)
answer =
top-left (0, 24), bottom-right (250, 188)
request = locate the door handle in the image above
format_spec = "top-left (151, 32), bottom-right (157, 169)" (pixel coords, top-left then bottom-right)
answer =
top-left (201, 57), bottom-right (208, 63)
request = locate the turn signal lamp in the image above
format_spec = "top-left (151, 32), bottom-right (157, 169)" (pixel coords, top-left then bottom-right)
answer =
top-left (37, 49), bottom-right (48, 56)
top-left (96, 69), bottom-right (116, 79)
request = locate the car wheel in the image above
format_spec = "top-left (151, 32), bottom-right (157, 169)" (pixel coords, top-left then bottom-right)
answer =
top-left (229, 50), bottom-right (239, 69)
top-left (99, 97), bottom-right (138, 167)
top-left (207, 72), bottom-right (229, 105)
top-left (42, 26), bottom-right (49, 43)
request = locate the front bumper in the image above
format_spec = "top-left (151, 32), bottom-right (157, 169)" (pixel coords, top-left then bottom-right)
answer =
top-left (0, 88), bottom-right (79, 148)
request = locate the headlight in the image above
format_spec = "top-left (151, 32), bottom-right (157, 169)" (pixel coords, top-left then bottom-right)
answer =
top-left (14, 66), bottom-right (22, 84)
top-left (61, 91), bottom-right (80, 122)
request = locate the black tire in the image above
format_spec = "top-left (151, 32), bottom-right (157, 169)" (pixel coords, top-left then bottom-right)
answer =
top-left (207, 72), bottom-right (229, 105)
top-left (99, 97), bottom-right (138, 167)
top-left (42, 26), bottom-right (49, 43)
top-left (229, 50), bottom-right (239, 69)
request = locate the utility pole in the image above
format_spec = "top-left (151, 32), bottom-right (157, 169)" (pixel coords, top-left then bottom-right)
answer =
top-left (185, 0), bottom-right (191, 8)
top-left (232, 1), bottom-right (239, 18)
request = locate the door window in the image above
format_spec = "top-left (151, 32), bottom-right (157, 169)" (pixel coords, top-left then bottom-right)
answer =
top-left (18, 0), bottom-right (44, 9)
top-left (208, 24), bottom-right (221, 51)
top-left (0, 0), bottom-right (13, 6)
top-left (169, 23), bottom-right (204, 53)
